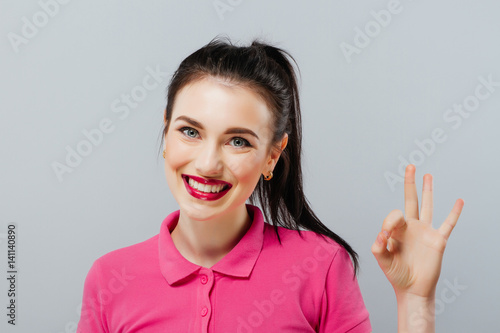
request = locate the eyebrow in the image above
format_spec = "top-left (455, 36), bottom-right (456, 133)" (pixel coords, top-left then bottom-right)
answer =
top-left (174, 115), bottom-right (260, 140)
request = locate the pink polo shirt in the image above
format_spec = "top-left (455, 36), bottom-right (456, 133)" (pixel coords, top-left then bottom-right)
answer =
top-left (77, 204), bottom-right (371, 332)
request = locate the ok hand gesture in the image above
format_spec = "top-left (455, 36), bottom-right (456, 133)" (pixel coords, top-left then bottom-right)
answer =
top-left (371, 164), bottom-right (464, 302)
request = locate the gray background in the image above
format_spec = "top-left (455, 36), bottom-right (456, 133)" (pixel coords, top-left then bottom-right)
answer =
top-left (1, 0), bottom-right (499, 332)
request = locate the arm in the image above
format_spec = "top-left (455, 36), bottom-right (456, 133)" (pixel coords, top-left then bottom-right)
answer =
top-left (396, 292), bottom-right (435, 332)
top-left (318, 247), bottom-right (372, 333)
top-left (371, 164), bottom-right (464, 333)
top-left (77, 259), bottom-right (108, 333)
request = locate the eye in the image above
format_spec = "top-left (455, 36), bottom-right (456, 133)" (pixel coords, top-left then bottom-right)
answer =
top-left (180, 127), bottom-right (199, 138)
top-left (229, 137), bottom-right (251, 148)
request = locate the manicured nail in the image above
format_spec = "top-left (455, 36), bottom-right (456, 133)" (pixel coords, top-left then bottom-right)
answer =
top-left (382, 230), bottom-right (390, 238)
top-left (423, 174), bottom-right (433, 191)
top-left (376, 234), bottom-right (385, 245)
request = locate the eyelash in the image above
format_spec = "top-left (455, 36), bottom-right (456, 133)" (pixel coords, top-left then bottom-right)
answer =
top-left (180, 127), bottom-right (199, 139)
top-left (229, 137), bottom-right (252, 148)
top-left (178, 127), bottom-right (252, 148)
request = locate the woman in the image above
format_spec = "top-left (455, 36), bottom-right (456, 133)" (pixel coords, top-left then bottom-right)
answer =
top-left (77, 36), bottom-right (464, 332)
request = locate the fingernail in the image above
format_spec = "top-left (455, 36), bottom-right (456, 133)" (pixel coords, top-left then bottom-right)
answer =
top-left (376, 234), bottom-right (384, 245)
top-left (382, 230), bottom-right (390, 238)
top-left (423, 174), bottom-right (433, 191)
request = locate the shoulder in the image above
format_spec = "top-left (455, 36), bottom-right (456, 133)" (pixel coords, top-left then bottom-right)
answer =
top-left (260, 222), bottom-right (353, 285)
top-left (257, 223), bottom-right (362, 326)
top-left (262, 222), bottom-right (345, 260)
top-left (99, 234), bottom-right (158, 261)
top-left (87, 234), bottom-right (159, 278)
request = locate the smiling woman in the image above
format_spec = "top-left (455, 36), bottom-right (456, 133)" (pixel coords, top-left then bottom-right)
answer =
top-left (76, 36), bottom-right (464, 333)
top-left (163, 77), bottom-right (278, 229)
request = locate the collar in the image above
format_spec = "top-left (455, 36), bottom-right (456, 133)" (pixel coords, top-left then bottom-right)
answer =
top-left (158, 204), bottom-right (265, 285)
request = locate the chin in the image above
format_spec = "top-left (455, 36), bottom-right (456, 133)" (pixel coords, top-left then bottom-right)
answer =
top-left (178, 200), bottom-right (227, 222)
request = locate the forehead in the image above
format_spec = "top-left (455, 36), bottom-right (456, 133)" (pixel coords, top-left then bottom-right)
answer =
top-left (172, 77), bottom-right (273, 135)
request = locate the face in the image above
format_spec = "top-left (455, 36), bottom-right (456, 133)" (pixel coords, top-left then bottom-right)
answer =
top-left (163, 77), bottom-right (285, 221)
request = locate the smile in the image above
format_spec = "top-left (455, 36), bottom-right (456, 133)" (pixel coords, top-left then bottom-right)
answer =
top-left (182, 174), bottom-right (232, 201)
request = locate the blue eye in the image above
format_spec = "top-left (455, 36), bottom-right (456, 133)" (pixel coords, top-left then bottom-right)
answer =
top-left (229, 137), bottom-right (251, 148)
top-left (181, 127), bottom-right (199, 138)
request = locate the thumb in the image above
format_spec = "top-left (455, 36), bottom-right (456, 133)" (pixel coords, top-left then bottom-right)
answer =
top-left (371, 231), bottom-right (393, 273)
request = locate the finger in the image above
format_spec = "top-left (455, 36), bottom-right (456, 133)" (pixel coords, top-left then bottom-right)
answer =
top-left (404, 164), bottom-right (419, 220)
top-left (381, 209), bottom-right (407, 237)
top-left (438, 198), bottom-right (464, 240)
top-left (371, 231), bottom-right (393, 272)
top-left (420, 173), bottom-right (433, 223)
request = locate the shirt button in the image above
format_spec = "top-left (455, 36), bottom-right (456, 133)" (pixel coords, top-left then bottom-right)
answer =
top-left (201, 307), bottom-right (208, 316)
top-left (200, 274), bottom-right (208, 284)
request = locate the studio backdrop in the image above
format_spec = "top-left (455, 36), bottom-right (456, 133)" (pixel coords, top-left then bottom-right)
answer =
top-left (1, 0), bottom-right (498, 332)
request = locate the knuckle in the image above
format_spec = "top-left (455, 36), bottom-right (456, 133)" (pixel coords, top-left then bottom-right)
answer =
top-left (391, 209), bottom-right (404, 217)
top-left (383, 209), bottom-right (403, 225)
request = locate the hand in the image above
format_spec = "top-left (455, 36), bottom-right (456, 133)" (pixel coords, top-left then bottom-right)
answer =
top-left (371, 164), bottom-right (464, 298)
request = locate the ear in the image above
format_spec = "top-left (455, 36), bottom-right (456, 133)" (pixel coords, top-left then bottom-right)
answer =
top-left (280, 133), bottom-right (288, 151)
top-left (264, 133), bottom-right (288, 173)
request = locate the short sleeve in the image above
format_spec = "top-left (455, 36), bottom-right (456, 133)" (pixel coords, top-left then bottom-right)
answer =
top-left (318, 247), bottom-right (372, 333)
top-left (77, 259), bottom-right (108, 333)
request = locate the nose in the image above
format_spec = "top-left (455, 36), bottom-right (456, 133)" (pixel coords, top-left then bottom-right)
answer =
top-left (195, 141), bottom-right (224, 177)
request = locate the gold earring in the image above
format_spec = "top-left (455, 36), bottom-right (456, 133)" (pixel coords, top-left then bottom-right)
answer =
top-left (264, 171), bottom-right (273, 181)
top-left (163, 150), bottom-right (166, 159)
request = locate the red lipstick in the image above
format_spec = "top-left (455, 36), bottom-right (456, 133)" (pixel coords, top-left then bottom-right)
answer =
top-left (182, 174), bottom-right (232, 201)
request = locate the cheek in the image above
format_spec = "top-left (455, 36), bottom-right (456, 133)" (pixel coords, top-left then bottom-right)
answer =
top-left (164, 136), bottom-right (193, 171)
top-left (226, 152), bottom-right (267, 183)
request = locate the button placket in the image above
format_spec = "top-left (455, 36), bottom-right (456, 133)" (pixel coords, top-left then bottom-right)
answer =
top-left (198, 268), bottom-right (215, 331)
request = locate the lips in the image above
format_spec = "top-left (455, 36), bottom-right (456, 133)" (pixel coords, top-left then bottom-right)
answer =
top-left (182, 174), bottom-right (232, 201)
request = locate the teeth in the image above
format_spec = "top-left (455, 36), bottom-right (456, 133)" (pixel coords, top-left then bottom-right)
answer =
top-left (188, 178), bottom-right (226, 193)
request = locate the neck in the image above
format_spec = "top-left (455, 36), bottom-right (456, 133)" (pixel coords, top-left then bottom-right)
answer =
top-left (170, 204), bottom-right (252, 268)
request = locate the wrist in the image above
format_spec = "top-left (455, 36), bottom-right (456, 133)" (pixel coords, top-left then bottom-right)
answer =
top-left (396, 291), bottom-right (436, 333)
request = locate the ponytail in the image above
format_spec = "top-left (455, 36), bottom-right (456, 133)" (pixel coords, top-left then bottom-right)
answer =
top-left (248, 41), bottom-right (359, 277)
